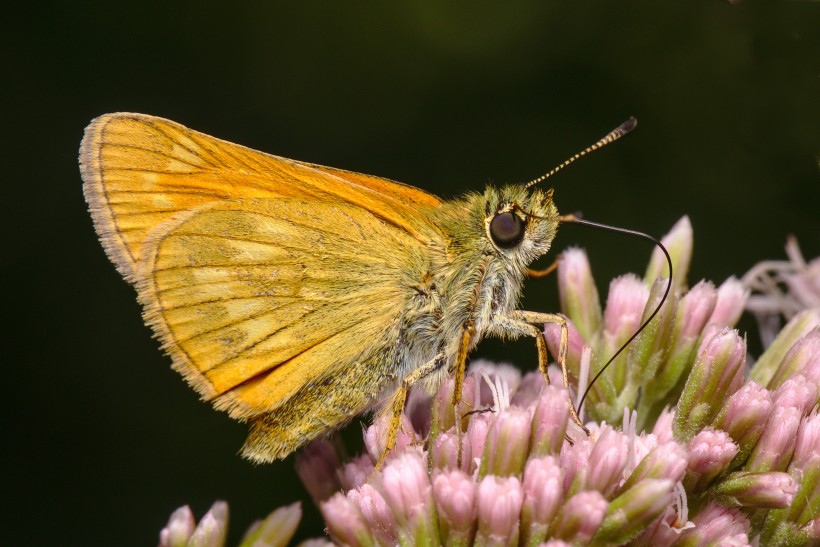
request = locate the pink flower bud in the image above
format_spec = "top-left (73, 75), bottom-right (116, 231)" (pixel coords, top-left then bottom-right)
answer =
top-left (560, 435), bottom-right (594, 495)
top-left (746, 405), bottom-right (803, 473)
top-left (677, 502), bottom-right (750, 546)
top-left (675, 327), bottom-right (746, 440)
top-left (530, 385), bottom-right (570, 457)
top-left (475, 475), bottom-right (524, 545)
top-left (432, 374), bottom-right (480, 436)
top-left (686, 428), bottom-right (738, 492)
top-left (321, 492), bottom-right (376, 546)
top-left (520, 456), bottom-right (563, 545)
top-left (295, 438), bottom-right (343, 504)
top-left (365, 412), bottom-right (417, 464)
top-left (405, 387), bottom-right (433, 439)
top-left (465, 412), bottom-right (492, 475)
top-left (594, 479), bottom-right (675, 545)
top-left (604, 274), bottom-right (651, 343)
top-left (159, 505), bottom-right (195, 547)
top-left (347, 484), bottom-right (397, 545)
top-left (550, 490), bottom-right (607, 543)
top-left (707, 276), bottom-right (748, 328)
top-left (557, 247), bottom-right (602, 341)
top-left (480, 406), bottom-right (532, 477)
top-left (376, 448), bottom-right (434, 529)
top-left (677, 280), bottom-right (718, 340)
top-left (652, 407), bottom-right (676, 443)
top-left (241, 502), bottom-right (301, 547)
top-left (338, 454), bottom-right (374, 491)
top-left (645, 216), bottom-right (692, 292)
top-left (187, 501), bottom-right (229, 547)
top-left (544, 317), bottom-right (586, 379)
top-left (793, 409), bottom-right (820, 472)
top-left (769, 327), bottom-right (820, 390)
top-left (430, 427), bottom-right (465, 472)
top-left (772, 374), bottom-right (818, 415)
top-left (750, 308), bottom-right (820, 388)
top-left (586, 426), bottom-right (630, 497)
top-left (624, 441), bottom-right (688, 488)
top-left (714, 471), bottom-right (798, 508)
top-left (712, 380), bottom-right (773, 468)
top-left (432, 470), bottom-right (476, 544)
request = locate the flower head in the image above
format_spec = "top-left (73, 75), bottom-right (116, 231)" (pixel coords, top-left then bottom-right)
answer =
top-left (157, 220), bottom-right (820, 546)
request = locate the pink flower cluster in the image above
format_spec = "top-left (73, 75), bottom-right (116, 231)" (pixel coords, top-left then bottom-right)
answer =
top-left (158, 219), bottom-right (819, 546)
top-left (298, 218), bottom-right (820, 546)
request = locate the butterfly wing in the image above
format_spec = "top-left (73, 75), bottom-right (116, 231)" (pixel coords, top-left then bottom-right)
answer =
top-left (80, 112), bottom-right (443, 282)
top-left (81, 113), bottom-right (449, 459)
top-left (136, 197), bottom-right (431, 422)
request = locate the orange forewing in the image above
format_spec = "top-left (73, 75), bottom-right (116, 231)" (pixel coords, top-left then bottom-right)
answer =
top-left (81, 113), bottom-right (445, 422)
top-left (80, 113), bottom-right (443, 281)
top-left (136, 198), bottom-right (421, 418)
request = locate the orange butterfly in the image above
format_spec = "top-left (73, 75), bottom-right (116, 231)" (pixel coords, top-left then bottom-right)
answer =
top-left (82, 113), bottom-right (630, 462)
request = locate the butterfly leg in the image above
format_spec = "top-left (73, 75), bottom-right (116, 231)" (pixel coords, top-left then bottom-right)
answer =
top-left (451, 320), bottom-right (475, 467)
top-left (525, 256), bottom-right (560, 279)
top-left (496, 311), bottom-right (587, 433)
top-left (376, 352), bottom-right (447, 470)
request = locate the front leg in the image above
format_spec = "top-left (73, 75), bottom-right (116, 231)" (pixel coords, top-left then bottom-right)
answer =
top-left (376, 352), bottom-right (447, 469)
top-left (494, 310), bottom-right (587, 432)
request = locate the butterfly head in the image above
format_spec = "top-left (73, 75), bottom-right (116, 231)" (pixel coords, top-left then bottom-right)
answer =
top-left (483, 184), bottom-right (559, 266)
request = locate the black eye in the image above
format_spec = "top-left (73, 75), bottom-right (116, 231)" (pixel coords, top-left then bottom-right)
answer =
top-left (489, 211), bottom-right (525, 249)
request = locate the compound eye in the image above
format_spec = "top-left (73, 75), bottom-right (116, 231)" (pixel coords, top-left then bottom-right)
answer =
top-left (489, 211), bottom-right (525, 249)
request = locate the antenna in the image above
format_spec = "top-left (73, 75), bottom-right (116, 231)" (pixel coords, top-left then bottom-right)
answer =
top-left (525, 117), bottom-right (637, 189)
top-left (559, 214), bottom-right (674, 415)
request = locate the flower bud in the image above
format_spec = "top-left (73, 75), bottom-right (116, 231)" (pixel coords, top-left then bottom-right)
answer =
top-left (622, 441), bottom-right (688, 489)
top-left (365, 412), bottom-right (418, 464)
top-left (645, 216), bottom-right (692, 292)
top-left (714, 471), bottom-right (798, 508)
top-left (707, 276), bottom-right (748, 328)
top-left (674, 327), bottom-right (746, 441)
top-left (593, 479), bottom-right (674, 545)
top-left (792, 409), bottom-right (820, 472)
top-left (586, 427), bottom-right (630, 497)
top-left (479, 406), bottom-right (532, 477)
top-left (347, 484), bottom-right (396, 546)
top-left (376, 448), bottom-right (438, 542)
top-left (550, 490), bottom-right (608, 544)
top-left (768, 327), bottom-right (820, 390)
top-left (685, 428), bottom-right (738, 492)
top-left (433, 470), bottom-right (476, 546)
top-left (240, 502), bottom-right (301, 547)
top-left (321, 493), bottom-right (376, 547)
top-left (712, 380), bottom-right (773, 469)
top-left (474, 475), bottom-right (523, 546)
top-left (520, 456), bottom-right (563, 546)
top-left (187, 501), bottom-right (228, 547)
top-left (558, 247), bottom-right (602, 341)
top-left (646, 281), bottom-right (717, 409)
top-left (430, 427), bottom-right (465, 472)
top-left (530, 385), bottom-right (570, 457)
top-left (295, 438), bottom-right (343, 504)
top-left (159, 505), bottom-right (195, 547)
top-left (745, 405), bottom-right (803, 473)
top-left (677, 502), bottom-right (750, 546)
top-left (338, 453), bottom-right (375, 491)
top-left (750, 308), bottom-right (820, 387)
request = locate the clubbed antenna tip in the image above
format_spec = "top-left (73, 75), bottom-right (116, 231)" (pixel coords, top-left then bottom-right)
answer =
top-left (525, 117), bottom-right (638, 189)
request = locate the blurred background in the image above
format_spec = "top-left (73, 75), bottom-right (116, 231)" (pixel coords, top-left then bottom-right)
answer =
top-left (5, 1), bottom-right (818, 544)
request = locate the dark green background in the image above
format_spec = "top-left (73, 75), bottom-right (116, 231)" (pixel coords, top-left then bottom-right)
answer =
top-left (5, 2), bottom-right (818, 545)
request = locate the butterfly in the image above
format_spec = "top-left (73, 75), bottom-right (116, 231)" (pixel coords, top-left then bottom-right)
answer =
top-left (81, 113), bottom-right (633, 462)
